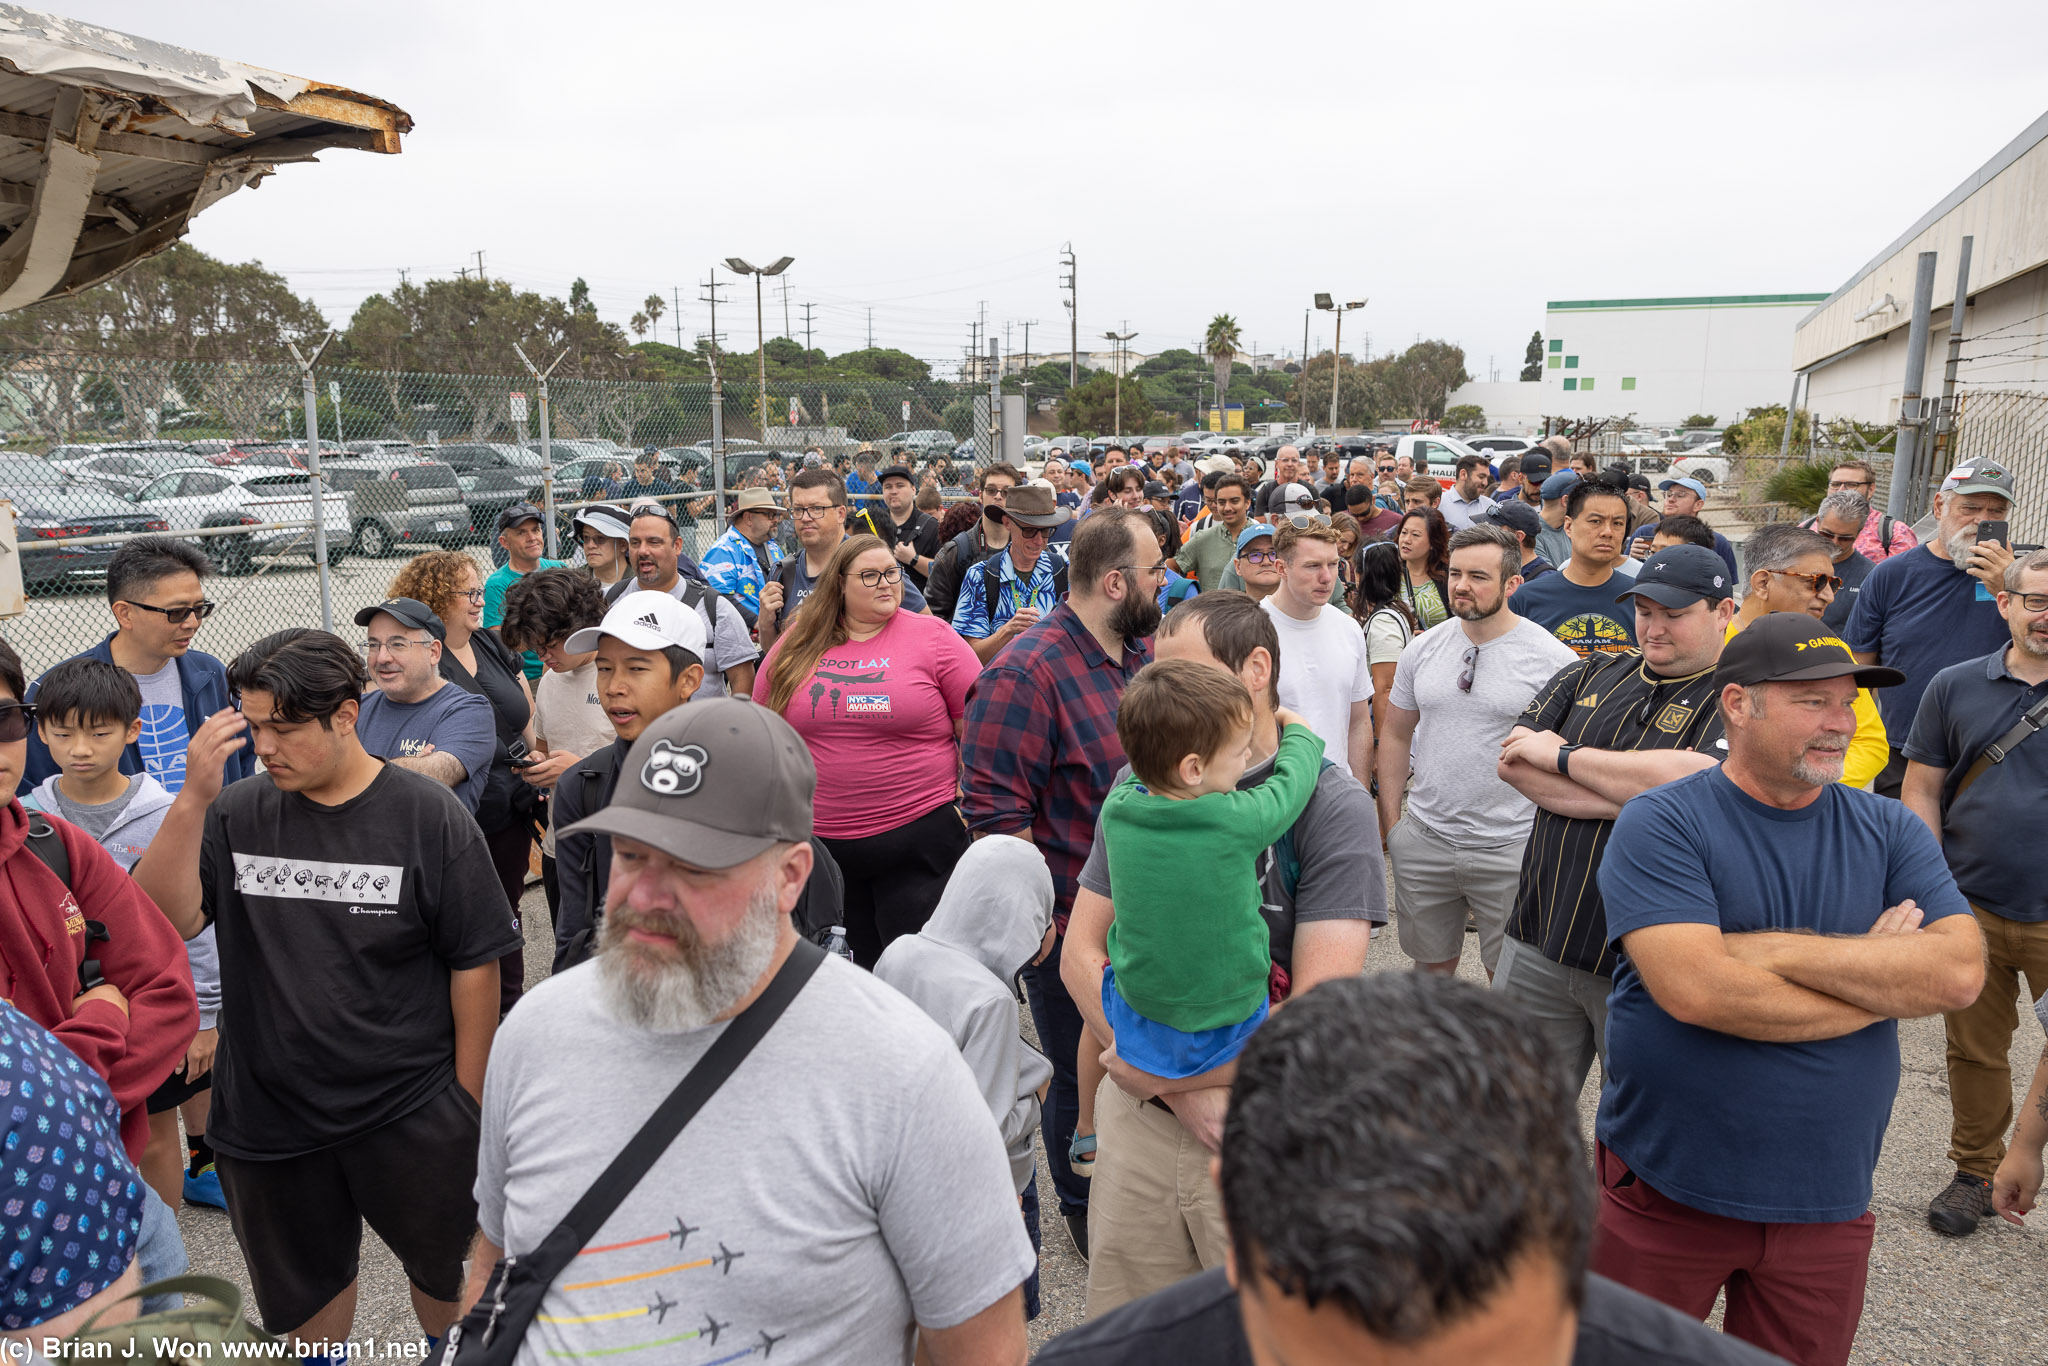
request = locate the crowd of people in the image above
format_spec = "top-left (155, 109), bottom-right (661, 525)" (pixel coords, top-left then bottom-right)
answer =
top-left (0, 433), bottom-right (2042, 1366)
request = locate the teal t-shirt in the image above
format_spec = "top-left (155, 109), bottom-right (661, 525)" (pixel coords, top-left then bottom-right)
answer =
top-left (484, 559), bottom-right (568, 682)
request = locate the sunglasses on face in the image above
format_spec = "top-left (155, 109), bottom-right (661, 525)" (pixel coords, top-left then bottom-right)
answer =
top-left (0, 702), bottom-right (35, 742)
top-left (1770, 569), bottom-right (1842, 595)
top-left (125, 599), bottom-right (216, 625)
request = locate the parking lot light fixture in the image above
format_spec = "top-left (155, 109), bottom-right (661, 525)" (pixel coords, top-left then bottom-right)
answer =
top-left (724, 256), bottom-right (795, 448)
top-left (1313, 296), bottom-right (1367, 435)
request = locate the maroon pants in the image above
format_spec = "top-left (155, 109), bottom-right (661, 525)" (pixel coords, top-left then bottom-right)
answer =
top-left (1590, 1143), bottom-right (1873, 1366)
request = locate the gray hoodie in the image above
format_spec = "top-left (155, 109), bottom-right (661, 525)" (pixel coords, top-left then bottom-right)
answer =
top-left (873, 835), bottom-right (1053, 1194)
top-left (27, 773), bottom-right (220, 1030)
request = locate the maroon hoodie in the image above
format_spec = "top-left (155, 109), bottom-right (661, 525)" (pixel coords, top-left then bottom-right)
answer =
top-left (0, 798), bottom-right (196, 1161)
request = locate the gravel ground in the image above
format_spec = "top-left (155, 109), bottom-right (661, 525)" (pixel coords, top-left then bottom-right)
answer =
top-left (174, 893), bottom-right (2048, 1363)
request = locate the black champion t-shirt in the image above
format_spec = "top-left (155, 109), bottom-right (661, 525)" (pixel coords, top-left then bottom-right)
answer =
top-left (200, 763), bottom-right (521, 1160)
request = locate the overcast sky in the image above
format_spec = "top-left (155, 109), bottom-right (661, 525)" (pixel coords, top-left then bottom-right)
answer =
top-left (60, 0), bottom-right (2048, 380)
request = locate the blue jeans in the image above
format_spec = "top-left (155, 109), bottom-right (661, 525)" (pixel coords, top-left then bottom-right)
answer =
top-left (137, 1183), bottom-right (189, 1314)
top-left (1020, 1172), bottom-right (1042, 1321)
top-left (1022, 933), bottom-right (1089, 1219)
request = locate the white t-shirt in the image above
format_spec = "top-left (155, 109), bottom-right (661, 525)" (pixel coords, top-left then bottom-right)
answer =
top-left (475, 957), bottom-right (1034, 1366)
top-left (533, 660), bottom-right (613, 855)
top-left (1364, 606), bottom-right (1414, 669)
top-left (1387, 615), bottom-right (1578, 847)
top-left (1260, 599), bottom-right (1374, 779)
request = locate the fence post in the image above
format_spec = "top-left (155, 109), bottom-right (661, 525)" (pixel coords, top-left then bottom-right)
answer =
top-left (1931, 235), bottom-right (1974, 478)
top-left (514, 345), bottom-right (570, 560)
top-left (1888, 251), bottom-right (1940, 524)
top-left (708, 350), bottom-right (728, 538)
top-left (1778, 371), bottom-right (1804, 458)
top-left (286, 333), bottom-right (337, 634)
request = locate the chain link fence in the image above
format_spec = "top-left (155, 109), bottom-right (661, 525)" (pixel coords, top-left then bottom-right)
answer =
top-left (1947, 388), bottom-right (2048, 545)
top-left (0, 352), bottom-right (991, 678)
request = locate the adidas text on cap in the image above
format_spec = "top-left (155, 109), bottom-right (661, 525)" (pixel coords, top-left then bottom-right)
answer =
top-left (564, 589), bottom-right (709, 660)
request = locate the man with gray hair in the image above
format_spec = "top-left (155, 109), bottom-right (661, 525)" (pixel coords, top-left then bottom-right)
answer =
top-left (1812, 491), bottom-right (1877, 632)
top-left (473, 700), bottom-right (1035, 1364)
top-left (1902, 546), bottom-right (2048, 1238)
top-left (1725, 523), bottom-right (1889, 789)
top-left (351, 598), bottom-right (496, 815)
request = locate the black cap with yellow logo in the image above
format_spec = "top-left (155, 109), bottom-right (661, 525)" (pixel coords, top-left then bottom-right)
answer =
top-left (1716, 612), bottom-right (1905, 691)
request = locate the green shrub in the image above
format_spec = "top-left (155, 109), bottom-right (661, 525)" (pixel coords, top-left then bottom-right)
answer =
top-left (1763, 459), bottom-right (1836, 513)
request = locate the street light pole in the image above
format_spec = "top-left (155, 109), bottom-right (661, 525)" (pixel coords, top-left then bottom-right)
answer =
top-left (1104, 327), bottom-right (1136, 442)
top-left (1313, 295), bottom-right (1367, 435)
top-left (724, 255), bottom-right (795, 447)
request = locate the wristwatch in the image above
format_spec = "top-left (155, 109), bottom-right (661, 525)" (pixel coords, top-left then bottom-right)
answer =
top-left (1556, 743), bottom-right (1581, 777)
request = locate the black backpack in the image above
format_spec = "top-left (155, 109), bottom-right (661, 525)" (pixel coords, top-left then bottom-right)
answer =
top-left (603, 574), bottom-right (738, 649)
top-left (982, 557), bottom-right (1069, 624)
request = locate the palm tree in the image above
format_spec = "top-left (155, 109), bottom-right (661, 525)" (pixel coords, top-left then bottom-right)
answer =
top-left (1205, 313), bottom-right (1242, 422)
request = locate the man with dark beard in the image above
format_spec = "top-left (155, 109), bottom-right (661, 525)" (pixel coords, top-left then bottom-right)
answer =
top-left (471, 700), bottom-right (1035, 1365)
top-left (960, 507), bottom-right (1163, 1264)
top-left (1591, 614), bottom-right (1981, 1366)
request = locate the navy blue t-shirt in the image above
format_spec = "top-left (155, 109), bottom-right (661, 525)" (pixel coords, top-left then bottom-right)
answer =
top-left (1904, 647), bottom-right (2048, 923)
top-left (1843, 546), bottom-right (2007, 738)
top-left (1509, 568), bottom-right (1638, 659)
top-left (1821, 550), bottom-right (1875, 632)
top-left (1596, 767), bottom-right (1968, 1223)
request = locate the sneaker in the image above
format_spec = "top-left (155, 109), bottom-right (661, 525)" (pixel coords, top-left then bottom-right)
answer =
top-left (1926, 1170), bottom-right (1991, 1237)
top-left (183, 1164), bottom-right (226, 1210)
top-left (1063, 1210), bottom-right (1089, 1264)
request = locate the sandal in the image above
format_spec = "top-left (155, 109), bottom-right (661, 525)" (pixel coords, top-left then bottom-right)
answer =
top-left (1069, 1131), bottom-right (1097, 1178)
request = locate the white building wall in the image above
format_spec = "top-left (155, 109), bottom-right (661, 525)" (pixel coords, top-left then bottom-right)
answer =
top-left (1538, 295), bottom-right (1827, 427)
top-left (1442, 379), bottom-right (1546, 433)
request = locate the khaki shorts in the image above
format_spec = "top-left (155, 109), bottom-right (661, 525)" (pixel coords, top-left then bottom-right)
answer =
top-left (1387, 815), bottom-right (1525, 971)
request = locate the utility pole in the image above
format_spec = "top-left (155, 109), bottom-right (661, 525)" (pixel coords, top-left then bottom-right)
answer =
top-left (285, 332), bottom-right (338, 632)
top-left (1888, 251), bottom-right (1940, 523)
top-left (474, 250), bottom-right (486, 282)
top-left (800, 302), bottom-right (815, 356)
top-left (1104, 324), bottom-right (1137, 440)
top-left (779, 276), bottom-right (792, 340)
top-left (700, 270), bottom-right (728, 353)
top-left (672, 286), bottom-right (684, 350)
top-left (865, 307), bottom-right (874, 350)
top-left (1931, 235), bottom-right (1975, 476)
top-left (1019, 320), bottom-right (1036, 375)
top-left (1060, 244), bottom-right (1077, 391)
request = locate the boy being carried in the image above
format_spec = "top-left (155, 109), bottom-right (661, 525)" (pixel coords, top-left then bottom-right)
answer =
top-left (1076, 658), bottom-right (1323, 1170)
top-left (25, 657), bottom-right (225, 1212)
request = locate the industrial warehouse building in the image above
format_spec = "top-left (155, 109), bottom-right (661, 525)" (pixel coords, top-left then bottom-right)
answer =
top-left (1448, 293), bottom-right (1826, 432)
top-left (1794, 107), bottom-right (2048, 538)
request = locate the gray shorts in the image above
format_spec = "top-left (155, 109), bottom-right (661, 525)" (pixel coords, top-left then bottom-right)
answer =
top-left (1387, 815), bottom-right (1525, 971)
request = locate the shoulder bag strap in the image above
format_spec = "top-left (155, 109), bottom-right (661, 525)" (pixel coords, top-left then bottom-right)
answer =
top-left (1953, 693), bottom-right (2048, 800)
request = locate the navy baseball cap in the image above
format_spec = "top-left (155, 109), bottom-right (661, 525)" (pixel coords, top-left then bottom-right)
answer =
top-left (1717, 612), bottom-right (1905, 690)
top-left (1539, 470), bottom-right (1581, 502)
top-left (1479, 498), bottom-right (1543, 542)
top-left (1519, 451), bottom-right (1554, 479)
top-left (1617, 544), bottom-right (1734, 608)
top-left (353, 596), bottom-right (446, 641)
top-left (495, 501), bottom-right (543, 532)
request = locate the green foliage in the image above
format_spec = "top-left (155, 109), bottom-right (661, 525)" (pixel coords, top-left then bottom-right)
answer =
top-left (1060, 371), bottom-right (1155, 436)
top-left (1205, 313), bottom-right (1243, 417)
top-left (1289, 356), bottom-right (1381, 428)
top-left (1520, 330), bottom-right (1544, 383)
top-left (1680, 413), bottom-right (1717, 429)
top-left (1724, 405), bottom-right (1807, 455)
top-left (940, 396), bottom-right (977, 442)
top-left (1134, 348), bottom-right (1200, 379)
top-left (837, 348), bottom-right (932, 382)
top-left (1762, 459), bottom-right (1838, 513)
top-left (1444, 404), bottom-right (1485, 430)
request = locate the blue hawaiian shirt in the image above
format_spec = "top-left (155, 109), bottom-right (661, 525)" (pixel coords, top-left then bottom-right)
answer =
top-left (700, 524), bottom-right (783, 617)
top-left (952, 549), bottom-right (1063, 640)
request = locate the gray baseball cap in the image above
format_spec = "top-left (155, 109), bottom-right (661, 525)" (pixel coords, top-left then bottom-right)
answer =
top-left (561, 698), bottom-right (816, 870)
top-left (1940, 459), bottom-right (2016, 500)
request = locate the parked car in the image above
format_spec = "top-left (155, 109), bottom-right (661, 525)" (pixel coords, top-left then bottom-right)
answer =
top-left (1392, 433), bottom-right (1483, 487)
top-left (50, 449), bottom-right (200, 497)
top-left (426, 442), bottom-right (548, 535)
top-left (341, 440), bottom-right (417, 460)
top-left (124, 465), bottom-right (350, 573)
top-left (1462, 435), bottom-right (1533, 457)
top-left (881, 429), bottom-right (956, 457)
top-left (1669, 450), bottom-right (1731, 485)
top-left (0, 456), bottom-right (168, 591)
top-left (323, 458), bottom-right (471, 556)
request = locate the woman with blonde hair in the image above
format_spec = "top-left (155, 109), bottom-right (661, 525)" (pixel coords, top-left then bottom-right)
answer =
top-left (753, 534), bottom-right (980, 967)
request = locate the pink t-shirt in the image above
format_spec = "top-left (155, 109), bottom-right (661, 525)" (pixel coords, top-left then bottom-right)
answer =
top-left (754, 608), bottom-right (981, 839)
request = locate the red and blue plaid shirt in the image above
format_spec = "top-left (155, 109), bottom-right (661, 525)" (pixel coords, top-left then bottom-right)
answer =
top-left (960, 602), bottom-right (1150, 931)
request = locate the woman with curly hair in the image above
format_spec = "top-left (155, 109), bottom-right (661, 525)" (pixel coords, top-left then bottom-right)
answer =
top-left (389, 550), bottom-right (535, 1013)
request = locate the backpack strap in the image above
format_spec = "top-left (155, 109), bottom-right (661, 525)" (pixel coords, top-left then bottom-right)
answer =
top-left (24, 811), bottom-right (69, 888)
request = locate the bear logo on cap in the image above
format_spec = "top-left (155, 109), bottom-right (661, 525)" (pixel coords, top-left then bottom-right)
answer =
top-left (641, 739), bottom-right (708, 797)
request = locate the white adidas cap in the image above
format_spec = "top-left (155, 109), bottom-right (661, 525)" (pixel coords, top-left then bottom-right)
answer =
top-left (564, 588), bottom-right (709, 661)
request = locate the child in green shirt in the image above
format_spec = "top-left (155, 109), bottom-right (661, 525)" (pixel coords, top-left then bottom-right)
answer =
top-left (1096, 657), bottom-right (1325, 1082)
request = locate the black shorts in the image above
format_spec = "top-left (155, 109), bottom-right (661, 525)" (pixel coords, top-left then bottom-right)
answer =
top-left (215, 1081), bottom-right (482, 1333)
top-left (145, 1063), bottom-right (211, 1115)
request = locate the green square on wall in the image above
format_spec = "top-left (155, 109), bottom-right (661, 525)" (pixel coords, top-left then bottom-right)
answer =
top-left (1581, 378), bottom-right (1595, 391)
top-left (1562, 378), bottom-right (1577, 391)
top-left (1549, 339), bottom-right (1562, 353)
top-left (1564, 355), bottom-right (1578, 369)
top-left (1548, 355), bottom-right (1562, 370)
top-left (1621, 377), bottom-right (1637, 391)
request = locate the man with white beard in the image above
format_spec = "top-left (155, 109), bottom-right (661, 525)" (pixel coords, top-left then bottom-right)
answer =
top-left (467, 700), bottom-right (1035, 1366)
top-left (1844, 459), bottom-right (2019, 796)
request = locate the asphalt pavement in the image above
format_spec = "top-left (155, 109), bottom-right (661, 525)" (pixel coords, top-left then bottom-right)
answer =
top-left (170, 888), bottom-right (2048, 1363)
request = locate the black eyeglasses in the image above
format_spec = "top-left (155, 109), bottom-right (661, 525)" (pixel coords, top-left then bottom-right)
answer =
top-left (0, 701), bottom-right (36, 742)
top-left (1458, 645), bottom-right (1479, 693)
top-left (124, 599), bottom-right (216, 624)
top-left (849, 566), bottom-right (903, 587)
top-left (2015, 592), bottom-right (2048, 613)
